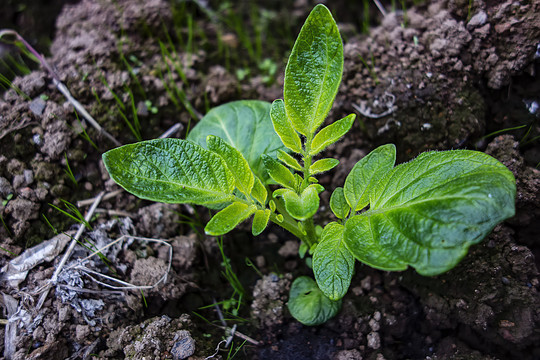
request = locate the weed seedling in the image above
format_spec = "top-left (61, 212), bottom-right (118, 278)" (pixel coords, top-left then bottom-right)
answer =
top-left (103, 5), bottom-right (516, 325)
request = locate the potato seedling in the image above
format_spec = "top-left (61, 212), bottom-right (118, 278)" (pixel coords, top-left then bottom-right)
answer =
top-left (103, 5), bottom-right (516, 326)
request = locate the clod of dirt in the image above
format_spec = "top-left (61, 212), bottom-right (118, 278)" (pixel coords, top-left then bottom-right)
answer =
top-left (135, 203), bottom-right (182, 239)
top-left (129, 256), bottom-right (187, 301)
top-left (337, 0), bottom-right (539, 159)
top-left (251, 273), bottom-right (293, 341)
top-left (103, 314), bottom-right (194, 359)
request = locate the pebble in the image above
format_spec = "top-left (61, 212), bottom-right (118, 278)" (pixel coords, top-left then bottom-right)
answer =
top-left (467, 11), bottom-right (488, 29)
top-left (367, 331), bottom-right (381, 349)
top-left (0, 177), bottom-right (13, 197)
top-left (170, 330), bottom-right (195, 360)
top-left (29, 97), bottom-right (47, 116)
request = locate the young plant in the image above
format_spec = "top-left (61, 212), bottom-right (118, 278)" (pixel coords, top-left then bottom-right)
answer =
top-left (103, 5), bottom-right (516, 326)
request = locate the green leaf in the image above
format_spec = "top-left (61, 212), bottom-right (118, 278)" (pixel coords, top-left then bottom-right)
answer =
top-left (251, 176), bottom-right (268, 205)
top-left (207, 135), bottom-right (254, 196)
top-left (310, 114), bottom-right (356, 155)
top-left (278, 150), bottom-right (303, 172)
top-left (270, 99), bottom-right (303, 153)
top-left (344, 150), bottom-right (516, 276)
top-left (310, 158), bottom-right (339, 175)
top-left (262, 155), bottom-right (296, 190)
top-left (284, 4), bottom-right (344, 136)
top-left (330, 187), bottom-right (350, 219)
top-left (103, 139), bottom-right (235, 206)
top-left (205, 202), bottom-right (257, 236)
top-left (313, 223), bottom-right (354, 300)
top-left (275, 185), bottom-right (320, 221)
top-left (288, 276), bottom-right (341, 326)
top-left (252, 209), bottom-right (271, 236)
top-left (344, 144), bottom-right (396, 212)
top-left (187, 100), bottom-right (285, 183)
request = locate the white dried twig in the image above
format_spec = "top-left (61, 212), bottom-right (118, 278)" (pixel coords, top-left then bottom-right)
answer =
top-left (68, 235), bottom-right (172, 291)
top-left (36, 191), bottom-right (105, 310)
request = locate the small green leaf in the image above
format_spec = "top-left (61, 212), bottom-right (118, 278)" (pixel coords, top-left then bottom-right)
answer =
top-left (299, 243), bottom-right (308, 258)
top-left (103, 139), bottom-right (235, 206)
top-left (187, 100), bottom-right (285, 183)
top-left (313, 223), bottom-right (354, 300)
top-left (284, 4), bottom-right (344, 136)
top-left (330, 187), bottom-right (350, 220)
top-left (276, 185), bottom-right (320, 221)
top-left (252, 209), bottom-right (271, 236)
top-left (310, 114), bottom-right (356, 155)
top-left (310, 158), bottom-right (339, 175)
top-left (205, 202), bottom-right (256, 236)
top-left (269, 199), bottom-right (276, 212)
top-left (207, 135), bottom-right (254, 196)
top-left (251, 176), bottom-right (267, 205)
top-left (344, 144), bottom-right (396, 212)
top-left (344, 150), bottom-right (516, 276)
top-left (278, 150), bottom-right (303, 171)
top-left (263, 155), bottom-right (296, 190)
top-left (270, 99), bottom-right (303, 153)
top-left (288, 276), bottom-right (341, 326)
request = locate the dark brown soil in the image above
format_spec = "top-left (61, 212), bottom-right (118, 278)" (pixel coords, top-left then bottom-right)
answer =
top-left (1, 0), bottom-right (539, 359)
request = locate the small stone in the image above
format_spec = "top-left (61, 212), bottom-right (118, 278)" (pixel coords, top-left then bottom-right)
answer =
top-left (171, 330), bottom-right (195, 360)
top-left (467, 11), bottom-right (487, 29)
top-left (334, 349), bottom-right (363, 360)
top-left (367, 331), bottom-right (381, 349)
top-left (12, 175), bottom-right (25, 190)
top-left (23, 169), bottom-right (34, 185)
top-left (0, 177), bottom-right (13, 197)
top-left (29, 97), bottom-right (47, 116)
top-left (75, 325), bottom-right (90, 342)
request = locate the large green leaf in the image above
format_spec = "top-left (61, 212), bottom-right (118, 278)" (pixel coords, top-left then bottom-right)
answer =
top-left (187, 100), bottom-right (285, 182)
top-left (207, 135), bottom-right (254, 196)
top-left (310, 114), bottom-right (356, 155)
top-left (103, 139), bottom-right (235, 206)
top-left (313, 223), bottom-right (354, 300)
top-left (344, 144), bottom-right (396, 212)
top-left (284, 4), bottom-right (344, 136)
top-left (205, 202), bottom-right (257, 236)
top-left (288, 276), bottom-right (341, 326)
top-left (344, 150), bottom-right (516, 276)
top-left (270, 99), bottom-right (303, 153)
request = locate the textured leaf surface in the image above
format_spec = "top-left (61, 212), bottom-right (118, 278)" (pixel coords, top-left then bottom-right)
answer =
top-left (310, 158), bottom-right (339, 175)
top-left (252, 209), bottom-right (271, 235)
top-left (329, 187), bottom-right (350, 219)
top-left (187, 100), bottom-right (285, 182)
top-left (344, 144), bottom-right (395, 212)
top-left (344, 150), bottom-right (516, 276)
top-left (251, 176), bottom-right (268, 205)
top-left (275, 185), bottom-right (320, 221)
top-left (205, 202), bottom-right (256, 236)
top-left (103, 139), bottom-right (235, 206)
top-left (313, 223), bottom-right (354, 300)
top-left (278, 150), bottom-right (303, 171)
top-left (288, 276), bottom-right (341, 326)
top-left (270, 99), bottom-right (302, 153)
top-left (310, 114), bottom-right (355, 155)
top-left (263, 155), bottom-right (296, 189)
top-left (284, 4), bottom-right (343, 136)
top-left (207, 135), bottom-right (254, 196)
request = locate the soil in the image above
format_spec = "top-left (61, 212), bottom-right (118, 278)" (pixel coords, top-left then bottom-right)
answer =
top-left (1, 0), bottom-right (539, 359)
